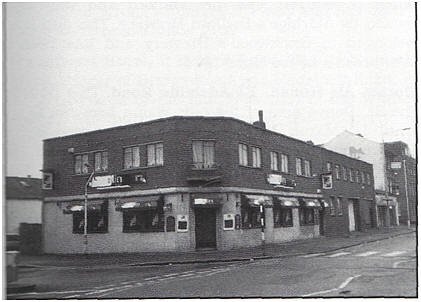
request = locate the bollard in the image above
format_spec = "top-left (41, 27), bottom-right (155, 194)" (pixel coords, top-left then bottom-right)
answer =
top-left (7, 251), bottom-right (19, 283)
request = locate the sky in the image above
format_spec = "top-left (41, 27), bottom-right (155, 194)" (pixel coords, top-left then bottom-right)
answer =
top-left (5, 2), bottom-right (416, 178)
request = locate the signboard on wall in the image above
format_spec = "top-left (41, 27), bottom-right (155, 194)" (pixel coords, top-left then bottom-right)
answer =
top-left (390, 162), bottom-right (402, 169)
top-left (42, 172), bottom-right (53, 190)
top-left (90, 175), bottom-right (114, 188)
top-left (176, 215), bottom-right (188, 232)
top-left (223, 214), bottom-right (235, 230)
top-left (321, 173), bottom-right (333, 189)
top-left (266, 174), bottom-right (296, 188)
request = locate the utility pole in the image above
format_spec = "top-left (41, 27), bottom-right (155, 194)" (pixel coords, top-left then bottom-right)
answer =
top-left (83, 165), bottom-right (95, 254)
top-left (260, 204), bottom-right (265, 256)
top-left (403, 159), bottom-right (411, 229)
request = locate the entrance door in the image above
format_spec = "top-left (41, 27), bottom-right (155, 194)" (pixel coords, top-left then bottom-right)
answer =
top-left (348, 201), bottom-right (355, 232)
top-left (195, 208), bottom-right (216, 249)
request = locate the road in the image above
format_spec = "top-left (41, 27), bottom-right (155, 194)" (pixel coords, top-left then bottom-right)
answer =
top-left (8, 233), bottom-right (416, 299)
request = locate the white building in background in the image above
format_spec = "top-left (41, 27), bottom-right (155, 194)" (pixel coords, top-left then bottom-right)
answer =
top-left (322, 131), bottom-right (399, 227)
top-left (6, 176), bottom-right (42, 235)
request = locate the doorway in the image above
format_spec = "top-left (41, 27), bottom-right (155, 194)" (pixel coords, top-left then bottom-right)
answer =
top-left (348, 201), bottom-right (355, 232)
top-left (319, 208), bottom-right (325, 235)
top-left (195, 208), bottom-right (217, 249)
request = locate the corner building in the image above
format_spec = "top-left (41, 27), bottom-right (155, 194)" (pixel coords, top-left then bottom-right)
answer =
top-left (42, 115), bottom-right (375, 254)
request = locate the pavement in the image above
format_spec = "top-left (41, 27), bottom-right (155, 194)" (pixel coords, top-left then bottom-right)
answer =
top-left (18, 225), bottom-right (415, 269)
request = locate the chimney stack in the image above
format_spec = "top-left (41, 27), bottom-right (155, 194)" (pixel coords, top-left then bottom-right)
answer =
top-left (253, 110), bottom-right (266, 129)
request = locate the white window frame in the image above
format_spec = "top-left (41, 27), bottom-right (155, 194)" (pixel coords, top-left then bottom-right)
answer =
top-left (270, 151), bottom-right (278, 171)
top-left (124, 146), bottom-right (140, 169)
top-left (327, 162), bottom-right (332, 172)
top-left (281, 154), bottom-right (289, 173)
top-left (238, 143), bottom-right (248, 166)
top-left (147, 143), bottom-right (164, 167)
top-left (94, 151), bottom-right (108, 172)
top-left (75, 153), bottom-right (89, 174)
top-left (192, 140), bottom-right (215, 169)
top-left (251, 146), bottom-right (261, 168)
top-left (296, 158), bottom-right (302, 176)
top-left (342, 166), bottom-right (347, 181)
top-left (335, 165), bottom-right (340, 180)
top-left (304, 160), bottom-right (311, 177)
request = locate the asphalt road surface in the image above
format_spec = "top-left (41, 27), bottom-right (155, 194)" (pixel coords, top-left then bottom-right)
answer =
top-left (8, 233), bottom-right (416, 299)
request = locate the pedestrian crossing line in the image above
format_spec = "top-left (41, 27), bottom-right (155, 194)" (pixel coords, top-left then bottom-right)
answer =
top-left (354, 251), bottom-right (379, 257)
top-left (325, 252), bottom-right (351, 258)
top-left (383, 251), bottom-right (407, 257)
top-left (301, 253), bottom-right (325, 258)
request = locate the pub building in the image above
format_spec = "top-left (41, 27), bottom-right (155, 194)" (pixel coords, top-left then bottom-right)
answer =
top-left (42, 112), bottom-right (375, 254)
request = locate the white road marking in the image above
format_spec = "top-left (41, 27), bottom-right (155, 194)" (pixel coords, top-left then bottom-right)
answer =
top-left (325, 252), bottom-right (351, 258)
top-left (303, 275), bottom-right (361, 297)
top-left (338, 275), bottom-right (361, 289)
top-left (179, 273), bottom-right (196, 277)
top-left (354, 251), bottom-right (379, 257)
top-left (301, 253), bottom-right (325, 258)
top-left (382, 251), bottom-right (407, 257)
top-left (393, 259), bottom-right (416, 268)
top-left (163, 273), bottom-right (179, 277)
top-left (144, 276), bottom-right (160, 281)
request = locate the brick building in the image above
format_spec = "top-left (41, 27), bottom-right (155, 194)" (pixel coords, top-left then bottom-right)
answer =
top-left (42, 113), bottom-right (375, 254)
top-left (323, 131), bottom-right (415, 227)
top-left (384, 141), bottom-right (416, 226)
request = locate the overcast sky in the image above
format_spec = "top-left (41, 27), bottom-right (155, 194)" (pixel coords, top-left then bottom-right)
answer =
top-left (5, 2), bottom-right (416, 178)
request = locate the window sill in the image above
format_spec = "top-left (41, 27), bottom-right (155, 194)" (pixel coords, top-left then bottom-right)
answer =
top-left (274, 225), bottom-right (293, 228)
top-left (239, 165), bottom-right (262, 169)
top-left (123, 229), bottom-right (165, 233)
top-left (296, 174), bottom-right (312, 179)
top-left (241, 226), bottom-right (263, 230)
top-left (73, 231), bottom-right (108, 234)
top-left (191, 167), bottom-right (218, 171)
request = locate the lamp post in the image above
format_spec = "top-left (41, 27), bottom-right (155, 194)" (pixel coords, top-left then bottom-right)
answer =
top-left (83, 164), bottom-right (95, 254)
top-left (402, 159), bottom-right (411, 229)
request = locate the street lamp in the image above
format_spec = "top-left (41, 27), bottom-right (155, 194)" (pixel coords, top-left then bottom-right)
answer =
top-left (83, 164), bottom-right (95, 254)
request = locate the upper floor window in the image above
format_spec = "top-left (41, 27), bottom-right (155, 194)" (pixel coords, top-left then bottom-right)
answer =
top-left (355, 170), bottom-right (360, 183)
top-left (304, 160), bottom-right (311, 177)
top-left (281, 154), bottom-right (289, 173)
top-left (342, 166), bottom-right (347, 181)
top-left (349, 169), bottom-right (354, 182)
top-left (366, 173), bottom-right (371, 185)
top-left (75, 154), bottom-right (89, 174)
top-left (192, 141), bottom-right (214, 169)
top-left (124, 146), bottom-right (140, 169)
top-left (361, 172), bottom-right (365, 184)
top-left (251, 146), bottom-right (261, 168)
top-left (94, 151), bottom-right (108, 172)
top-left (296, 158), bottom-right (303, 176)
top-left (335, 165), bottom-right (340, 180)
top-left (270, 152), bottom-right (278, 171)
top-left (147, 143), bottom-right (164, 167)
top-left (238, 143), bottom-right (248, 166)
top-left (326, 162), bottom-right (332, 172)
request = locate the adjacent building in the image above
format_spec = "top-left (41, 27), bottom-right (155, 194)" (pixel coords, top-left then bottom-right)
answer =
top-left (323, 131), bottom-right (416, 227)
top-left (384, 141), bottom-right (416, 226)
top-left (6, 176), bottom-right (43, 235)
top-left (42, 113), bottom-right (375, 254)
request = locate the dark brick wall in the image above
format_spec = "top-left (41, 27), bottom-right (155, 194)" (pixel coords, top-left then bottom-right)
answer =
top-left (320, 148), bottom-right (375, 236)
top-left (43, 116), bottom-right (375, 212)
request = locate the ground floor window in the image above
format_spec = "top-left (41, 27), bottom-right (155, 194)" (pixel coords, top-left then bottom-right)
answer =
top-left (73, 201), bottom-right (108, 234)
top-left (273, 207), bottom-right (293, 227)
top-left (241, 206), bottom-right (261, 229)
top-left (299, 207), bottom-right (315, 225)
top-left (123, 209), bottom-right (164, 232)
